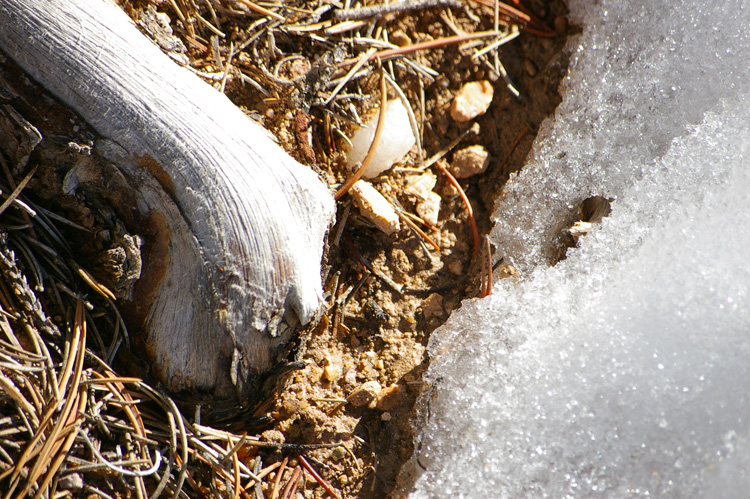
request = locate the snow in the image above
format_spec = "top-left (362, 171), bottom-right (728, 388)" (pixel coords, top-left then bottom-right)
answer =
top-left (402, 0), bottom-right (750, 497)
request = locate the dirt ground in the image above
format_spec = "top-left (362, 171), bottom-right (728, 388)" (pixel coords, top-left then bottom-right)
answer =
top-left (248, 3), bottom-right (570, 497)
top-left (0, 0), bottom-right (570, 497)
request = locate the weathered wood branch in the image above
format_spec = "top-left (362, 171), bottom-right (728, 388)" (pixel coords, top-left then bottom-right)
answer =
top-left (0, 0), bottom-right (335, 400)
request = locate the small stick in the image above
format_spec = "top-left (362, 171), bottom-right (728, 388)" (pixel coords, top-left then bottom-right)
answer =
top-left (339, 30), bottom-right (507, 67)
top-left (391, 204), bottom-right (440, 251)
top-left (220, 41), bottom-right (235, 94)
top-left (324, 47), bottom-right (377, 105)
top-left (280, 466), bottom-right (302, 499)
top-left (418, 123), bottom-right (479, 170)
top-left (0, 165), bottom-right (36, 217)
top-left (472, 28), bottom-right (520, 60)
top-left (498, 124), bottom-right (529, 170)
top-left (468, 0), bottom-right (555, 36)
top-left (331, 202), bottom-right (352, 247)
top-left (481, 236), bottom-right (492, 297)
top-left (335, 64), bottom-right (387, 200)
top-left (270, 456), bottom-right (289, 499)
top-left (333, 0), bottom-right (461, 20)
top-left (343, 236), bottom-right (404, 295)
top-left (235, 0), bottom-right (285, 21)
top-left (298, 454), bottom-right (340, 499)
top-left (434, 160), bottom-right (479, 260)
top-left (197, 13), bottom-right (226, 38)
top-left (383, 72), bottom-right (422, 156)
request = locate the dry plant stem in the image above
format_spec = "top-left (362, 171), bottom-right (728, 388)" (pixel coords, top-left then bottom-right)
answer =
top-left (0, 166), bottom-right (36, 217)
top-left (270, 456), bottom-right (289, 499)
top-left (481, 236), bottom-right (492, 297)
top-left (435, 160), bottom-right (479, 260)
top-left (324, 48), bottom-right (377, 106)
top-left (366, 30), bottom-right (507, 63)
top-left (0, 0), bottom-right (335, 398)
top-left (418, 123), bottom-right (479, 170)
top-left (395, 210), bottom-right (440, 251)
top-left (383, 72), bottom-right (423, 156)
top-left (498, 124), bottom-right (530, 170)
top-left (333, 0), bottom-right (462, 20)
top-left (235, 0), bottom-right (285, 21)
top-left (334, 66), bottom-right (387, 200)
top-left (298, 454), bottom-right (340, 499)
top-left (280, 466), bottom-right (302, 499)
top-left (469, 0), bottom-right (554, 35)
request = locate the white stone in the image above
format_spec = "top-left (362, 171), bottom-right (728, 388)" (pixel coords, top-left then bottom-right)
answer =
top-left (421, 293), bottom-right (444, 321)
top-left (405, 172), bottom-right (437, 200)
top-left (450, 81), bottom-right (493, 123)
top-left (450, 145), bottom-right (490, 178)
top-left (347, 380), bottom-right (382, 407)
top-left (416, 191), bottom-right (441, 226)
top-left (350, 180), bottom-right (400, 235)
top-left (346, 98), bottom-right (416, 179)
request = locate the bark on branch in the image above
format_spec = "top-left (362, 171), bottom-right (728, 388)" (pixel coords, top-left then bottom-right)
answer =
top-left (0, 0), bottom-right (334, 400)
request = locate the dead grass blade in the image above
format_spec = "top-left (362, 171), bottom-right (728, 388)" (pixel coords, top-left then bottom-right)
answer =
top-left (435, 160), bottom-right (479, 261)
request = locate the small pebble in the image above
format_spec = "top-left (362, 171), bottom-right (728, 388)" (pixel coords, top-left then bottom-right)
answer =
top-left (348, 380), bottom-right (382, 407)
top-left (447, 260), bottom-right (463, 276)
top-left (405, 172), bottom-right (437, 200)
top-left (58, 473), bottom-right (83, 491)
top-left (344, 368), bottom-right (358, 386)
top-left (381, 412), bottom-right (392, 421)
top-left (554, 16), bottom-right (568, 36)
top-left (322, 364), bottom-right (340, 382)
top-left (450, 145), bottom-right (490, 178)
top-left (390, 29), bottom-right (411, 47)
top-left (375, 384), bottom-right (402, 412)
top-left (331, 446), bottom-right (347, 461)
top-left (524, 59), bottom-right (538, 77)
top-left (450, 80), bottom-right (494, 123)
top-left (350, 180), bottom-right (400, 235)
top-left (421, 293), bottom-right (444, 321)
top-left (416, 191), bottom-right (441, 226)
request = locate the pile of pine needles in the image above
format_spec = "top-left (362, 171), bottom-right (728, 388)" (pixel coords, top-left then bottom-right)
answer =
top-left (0, 124), bottom-right (340, 499)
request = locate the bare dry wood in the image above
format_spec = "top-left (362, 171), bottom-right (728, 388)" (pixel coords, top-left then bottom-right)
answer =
top-left (0, 0), bottom-right (334, 400)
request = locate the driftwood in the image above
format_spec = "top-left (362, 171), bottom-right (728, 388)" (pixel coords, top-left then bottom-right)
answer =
top-left (0, 0), bottom-right (334, 400)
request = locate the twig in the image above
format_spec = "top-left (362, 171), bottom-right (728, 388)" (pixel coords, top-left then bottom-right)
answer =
top-left (324, 48), bottom-right (377, 105)
top-left (498, 124), bottom-right (530, 170)
top-left (335, 64), bottom-right (387, 200)
top-left (333, 0), bottom-right (462, 20)
top-left (280, 466), bottom-right (301, 499)
top-left (481, 236), bottom-right (492, 297)
top-left (298, 454), bottom-right (340, 499)
top-left (340, 30), bottom-right (507, 67)
top-left (234, 0), bottom-right (285, 21)
top-left (417, 123), bottom-right (480, 170)
top-left (383, 73), bottom-right (422, 157)
top-left (434, 160), bottom-right (479, 260)
top-left (471, 28), bottom-right (520, 60)
top-left (0, 166), bottom-right (37, 217)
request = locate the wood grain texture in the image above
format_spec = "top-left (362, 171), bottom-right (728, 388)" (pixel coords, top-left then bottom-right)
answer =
top-left (0, 0), bottom-right (334, 399)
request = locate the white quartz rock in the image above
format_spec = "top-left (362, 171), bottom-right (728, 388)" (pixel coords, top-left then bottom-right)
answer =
top-left (346, 98), bottom-right (415, 179)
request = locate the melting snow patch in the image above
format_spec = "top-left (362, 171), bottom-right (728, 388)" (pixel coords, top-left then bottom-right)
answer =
top-left (402, 0), bottom-right (750, 497)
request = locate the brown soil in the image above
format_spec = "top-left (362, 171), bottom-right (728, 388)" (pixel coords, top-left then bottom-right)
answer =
top-left (1, 0), bottom-right (570, 497)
